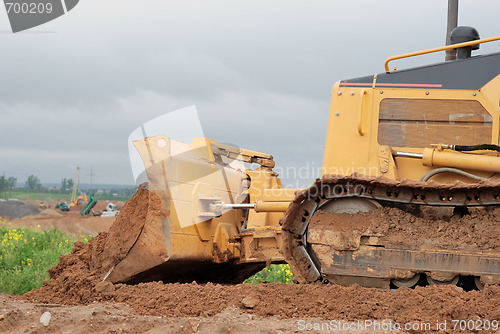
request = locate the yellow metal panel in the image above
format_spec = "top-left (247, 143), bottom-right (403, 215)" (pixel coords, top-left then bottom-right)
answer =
top-left (323, 77), bottom-right (500, 183)
top-left (323, 82), bottom-right (380, 178)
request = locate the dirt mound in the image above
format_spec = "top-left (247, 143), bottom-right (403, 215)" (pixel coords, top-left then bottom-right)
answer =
top-left (95, 184), bottom-right (157, 283)
top-left (22, 190), bottom-right (500, 331)
top-left (40, 209), bottom-right (63, 217)
top-left (23, 186), bottom-right (152, 304)
top-left (8, 210), bottom-right (114, 237)
top-left (0, 200), bottom-right (40, 219)
top-left (3, 295), bottom-right (310, 334)
top-left (22, 241), bottom-right (500, 328)
top-left (20, 186), bottom-right (500, 332)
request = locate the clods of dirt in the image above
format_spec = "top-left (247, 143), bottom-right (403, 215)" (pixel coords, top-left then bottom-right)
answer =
top-left (19, 186), bottom-right (500, 333)
top-left (3, 294), bottom-right (315, 334)
top-left (22, 223), bottom-right (500, 329)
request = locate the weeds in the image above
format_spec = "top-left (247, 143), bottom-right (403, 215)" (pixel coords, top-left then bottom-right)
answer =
top-left (0, 215), bottom-right (292, 293)
top-left (0, 217), bottom-right (88, 295)
top-left (244, 264), bottom-right (294, 284)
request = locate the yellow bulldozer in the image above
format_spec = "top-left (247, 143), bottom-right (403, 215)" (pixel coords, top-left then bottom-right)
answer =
top-left (102, 27), bottom-right (500, 290)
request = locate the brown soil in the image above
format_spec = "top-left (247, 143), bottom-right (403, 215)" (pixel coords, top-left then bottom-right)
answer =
top-left (39, 209), bottom-right (63, 217)
top-left (6, 186), bottom-right (500, 333)
top-left (1, 294), bottom-right (316, 334)
top-left (7, 211), bottom-right (114, 237)
top-left (92, 185), bottom-right (151, 283)
top-left (101, 185), bottom-right (169, 283)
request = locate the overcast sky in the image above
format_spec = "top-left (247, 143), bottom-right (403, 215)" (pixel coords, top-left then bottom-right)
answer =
top-left (1, 0), bottom-right (500, 188)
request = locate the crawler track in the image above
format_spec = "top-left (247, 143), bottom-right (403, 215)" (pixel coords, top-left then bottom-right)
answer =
top-left (281, 174), bottom-right (500, 289)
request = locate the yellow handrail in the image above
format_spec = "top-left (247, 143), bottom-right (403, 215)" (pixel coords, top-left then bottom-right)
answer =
top-left (357, 89), bottom-right (367, 136)
top-left (384, 35), bottom-right (500, 73)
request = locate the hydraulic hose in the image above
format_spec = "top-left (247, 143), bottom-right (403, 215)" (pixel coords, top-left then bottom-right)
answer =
top-left (419, 167), bottom-right (485, 182)
top-left (452, 144), bottom-right (500, 152)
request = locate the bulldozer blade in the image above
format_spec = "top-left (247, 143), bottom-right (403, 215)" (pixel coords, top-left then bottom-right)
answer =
top-left (99, 135), bottom-right (257, 284)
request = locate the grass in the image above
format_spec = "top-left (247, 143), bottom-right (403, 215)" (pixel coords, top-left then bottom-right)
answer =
top-left (0, 217), bottom-right (90, 295)
top-left (6, 191), bottom-right (132, 202)
top-left (93, 194), bottom-right (131, 202)
top-left (0, 213), bottom-right (291, 294)
top-left (244, 264), bottom-right (294, 284)
top-left (6, 191), bottom-right (70, 201)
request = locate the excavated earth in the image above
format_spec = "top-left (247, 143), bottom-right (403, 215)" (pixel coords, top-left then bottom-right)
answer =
top-left (3, 187), bottom-right (500, 333)
top-left (0, 200), bottom-right (40, 219)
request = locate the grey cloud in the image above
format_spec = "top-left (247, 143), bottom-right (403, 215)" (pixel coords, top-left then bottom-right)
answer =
top-left (1, 0), bottom-right (500, 185)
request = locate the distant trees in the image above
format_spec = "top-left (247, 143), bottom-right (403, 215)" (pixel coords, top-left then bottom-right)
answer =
top-left (0, 176), bottom-right (16, 191)
top-left (60, 178), bottom-right (74, 194)
top-left (25, 175), bottom-right (41, 192)
top-left (7, 177), bottom-right (16, 194)
top-left (0, 176), bottom-right (16, 198)
top-left (0, 177), bottom-right (7, 194)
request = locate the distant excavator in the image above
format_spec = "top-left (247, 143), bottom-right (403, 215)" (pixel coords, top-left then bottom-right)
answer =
top-left (70, 167), bottom-right (86, 207)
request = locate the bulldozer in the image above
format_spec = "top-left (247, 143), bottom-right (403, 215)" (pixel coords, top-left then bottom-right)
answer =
top-left (102, 27), bottom-right (500, 290)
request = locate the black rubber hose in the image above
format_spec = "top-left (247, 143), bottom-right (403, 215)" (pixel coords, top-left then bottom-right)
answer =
top-left (453, 144), bottom-right (500, 152)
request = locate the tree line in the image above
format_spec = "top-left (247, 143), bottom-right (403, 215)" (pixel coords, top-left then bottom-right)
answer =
top-left (0, 176), bottom-right (17, 197)
top-left (1, 174), bottom-right (137, 200)
top-left (0, 174), bottom-right (76, 194)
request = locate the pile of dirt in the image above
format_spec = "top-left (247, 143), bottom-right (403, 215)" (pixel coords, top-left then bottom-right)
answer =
top-left (2, 294), bottom-right (309, 334)
top-left (22, 187), bottom-right (500, 329)
top-left (22, 241), bottom-right (500, 326)
top-left (0, 200), bottom-right (40, 219)
top-left (7, 210), bottom-right (114, 237)
top-left (23, 185), bottom-right (153, 305)
top-left (94, 184), bottom-right (162, 284)
top-left (39, 209), bottom-right (63, 217)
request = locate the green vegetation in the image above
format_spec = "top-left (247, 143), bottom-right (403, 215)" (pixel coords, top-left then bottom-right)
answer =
top-left (244, 264), bottom-right (294, 284)
top-left (0, 172), bottom-right (135, 201)
top-left (0, 214), bottom-right (291, 294)
top-left (6, 190), bottom-right (133, 202)
top-left (93, 193), bottom-right (132, 202)
top-left (0, 218), bottom-right (89, 295)
top-left (60, 178), bottom-right (74, 194)
top-left (25, 175), bottom-right (41, 192)
top-left (0, 176), bottom-right (17, 198)
top-left (7, 191), bottom-right (71, 201)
